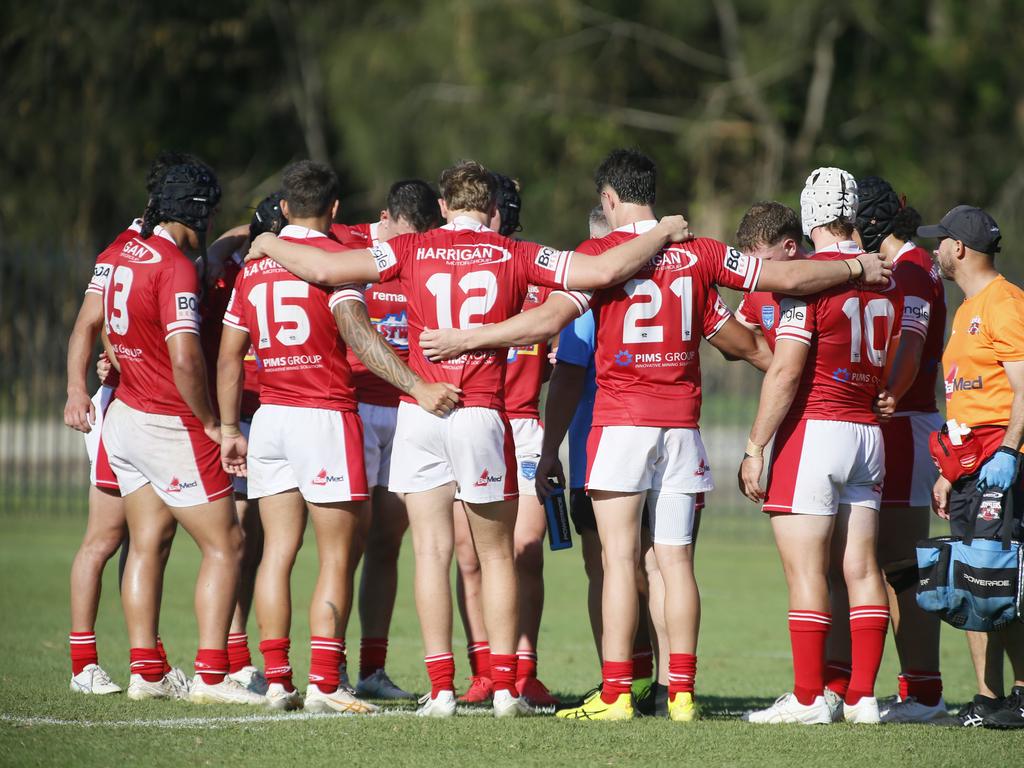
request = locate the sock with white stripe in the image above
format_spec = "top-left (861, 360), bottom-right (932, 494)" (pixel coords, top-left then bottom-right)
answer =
top-left (600, 659), bottom-right (632, 704)
top-left (668, 653), bottom-right (697, 697)
top-left (425, 652), bottom-right (455, 698)
top-left (847, 605), bottom-right (889, 705)
top-left (309, 636), bottom-right (343, 693)
top-left (130, 647), bottom-right (164, 683)
top-left (195, 648), bottom-right (229, 685)
top-left (70, 632), bottom-right (98, 675)
top-left (788, 610), bottom-right (831, 705)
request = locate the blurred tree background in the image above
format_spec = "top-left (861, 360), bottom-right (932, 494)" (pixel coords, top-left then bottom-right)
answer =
top-left (2, 0), bottom-right (1023, 512)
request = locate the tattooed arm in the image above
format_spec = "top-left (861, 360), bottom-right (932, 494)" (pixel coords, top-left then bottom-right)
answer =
top-left (332, 298), bottom-right (461, 416)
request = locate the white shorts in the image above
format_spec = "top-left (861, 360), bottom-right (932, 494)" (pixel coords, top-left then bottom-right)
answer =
top-left (246, 404), bottom-right (368, 504)
top-left (764, 419), bottom-right (884, 516)
top-left (585, 425), bottom-right (714, 494)
top-left (85, 385), bottom-right (115, 487)
top-left (359, 402), bottom-right (398, 488)
top-left (510, 417), bottom-right (543, 496)
top-left (232, 418), bottom-right (252, 497)
top-left (881, 411), bottom-right (943, 508)
top-left (98, 400), bottom-right (233, 508)
top-left (389, 401), bottom-right (517, 503)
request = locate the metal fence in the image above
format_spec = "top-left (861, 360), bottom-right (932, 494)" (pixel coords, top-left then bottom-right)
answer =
top-left (1, 248), bottom-right (771, 521)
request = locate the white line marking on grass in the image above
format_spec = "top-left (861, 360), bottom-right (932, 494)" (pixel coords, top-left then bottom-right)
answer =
top-left (0, 705), bottom-right (554, 730)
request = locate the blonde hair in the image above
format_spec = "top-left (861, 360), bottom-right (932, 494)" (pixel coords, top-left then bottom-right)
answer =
top-left (439, 160), bottom-right (496, 214)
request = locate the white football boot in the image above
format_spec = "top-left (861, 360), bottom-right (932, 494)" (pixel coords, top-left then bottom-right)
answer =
top-left (823, 688), bottom-right (844, 723)
top-left (843, 696), bottom-right (881, 724)
top-left (229, 665), bottom-right (269, 695)
top-left (493, 689), bottom-right (534, 718)
top-left (165, 667), bottom-right (191, 699)
top-left (356, 669), bottom-right (415, 700)
top-left (70, 664), bottom-right (121, 695)
top-left (126, 673), bottom-right (180, 701)
top-left (304, 684), bottom-right (378, 714)
top-left (416, 690), bottom-right (457, 718)
top-left (745, 693), bottom-right (832, 724)
top-left (188, 676), bottom-right (267, 705)
top-left (880, 695), bottom-right (948, 723)
top-left (265, 682), bottom-right (304, 711)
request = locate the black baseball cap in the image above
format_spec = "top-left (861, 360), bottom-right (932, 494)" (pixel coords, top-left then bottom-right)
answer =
top-left (917, 205), bottom-right (1001, 254)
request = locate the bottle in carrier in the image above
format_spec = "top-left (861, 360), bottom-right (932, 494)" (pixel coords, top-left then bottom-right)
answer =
top-left (543, 478), bottom-right (573, 551)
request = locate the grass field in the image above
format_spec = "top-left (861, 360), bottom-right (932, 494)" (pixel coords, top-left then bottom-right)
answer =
top-left (0, 513), bottom-right (1020, 767)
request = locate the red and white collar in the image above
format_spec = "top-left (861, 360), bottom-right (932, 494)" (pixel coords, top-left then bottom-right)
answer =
top-left (280, 224), bottom-right (327, 240)
top-left (613, 219), bottom-right (658, 234)
top-left (442, 215), bottom-right (491, 232)
top-left (894, 240), bottom-right (917, 262)
top-left (815, 240), bottom-right (861, 255)
top-left (151, 224), bottom-right (176, 245)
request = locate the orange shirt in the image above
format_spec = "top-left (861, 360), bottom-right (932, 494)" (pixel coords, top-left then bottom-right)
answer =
top-left (942, 275), bottom-right (1024, 428)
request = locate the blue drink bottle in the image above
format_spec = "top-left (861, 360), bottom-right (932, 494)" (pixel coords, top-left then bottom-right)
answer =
top-left (544, 478), bottom-right (573, 551)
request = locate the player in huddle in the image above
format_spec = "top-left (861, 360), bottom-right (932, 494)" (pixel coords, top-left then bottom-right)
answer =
top-left (739, 168), bottom-right (901, 725)
top-left (218, 161), bottom-right (455, 712)
top-left (245, 158), bottom-right (696, 717)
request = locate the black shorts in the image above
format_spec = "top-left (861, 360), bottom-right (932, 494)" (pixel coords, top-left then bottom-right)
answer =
top-left (949, 474), bottom-right (1024, 540)
top-left (568, 488), bottom-right (651, 535)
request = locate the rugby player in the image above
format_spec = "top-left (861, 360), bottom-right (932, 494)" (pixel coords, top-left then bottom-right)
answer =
top-left (96, 161), bottom-right (265, 704)
top-left (739, 168), bottom-right (900, 725)
top-left (338, 180), bottom-right (442, 700)
top-left (218, 162), bottom-right (456, 712)
top-left (418, 150), bottom-right (890, 722)
top-left (244, 158), bottom-right (696, 718)
top-left (919, 205), bottom-right (1024, 729)
top-left (451, 174), bottom-right (559, 707)
top-left (855, 179), bottom-right (948, 722)
top-left (63, 151), bottom-right (198, 695)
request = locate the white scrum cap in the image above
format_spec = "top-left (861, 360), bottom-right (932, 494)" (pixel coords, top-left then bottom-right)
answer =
top-left (799, 167), bottom-right (858, 237)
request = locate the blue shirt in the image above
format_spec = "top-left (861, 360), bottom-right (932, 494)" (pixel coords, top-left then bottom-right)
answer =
top-left (556, 310), bottom-right (597, 489)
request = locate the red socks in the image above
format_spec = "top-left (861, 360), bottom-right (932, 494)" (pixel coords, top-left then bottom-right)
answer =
top-left (825, 660), bottom-right (852, 698)
top-left (632, 646), bottom-right (654, 680)
top-left (788, 610), bottom-right (831, 705)
top-left (467, 641), bottom-right (491, 679)
top-left (360, 637), bottom-right (388, 680)
top-left (260, 638), bottom-right (295, 692)
top-left (516, 650), bottom-right (537, 681)
top-left (309, 636), bottom-right (342, 693)
top-left (156, 636), bottom-right (171, 675)
top-left (194, 648), bottom-right (228, 685)
top-left (668, 653), bottom-right (697, 697)
top-left (70, 632), bottom-right (98, 675)
top-left (600, 660), bottom-right (632, 705)
top-left (425, 652), bottom-right (455, 697)
top-left (130, 647), bottom-right (164, 683)
top-left (491, 653), bottom-right (518, 695)
top-left (227, 633), bottom-right (252, 674)
top-left (847, 606), bottom-right (889, 704)
top-left (902, 669), bottom-right (943, 707)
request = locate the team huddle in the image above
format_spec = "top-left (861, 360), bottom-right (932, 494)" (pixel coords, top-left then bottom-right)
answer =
top-left (62, 147), bottom-right (1024, 727)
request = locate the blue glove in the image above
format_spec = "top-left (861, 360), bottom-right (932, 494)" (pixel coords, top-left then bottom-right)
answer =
top-left (977, 449), bottom-right (1020, 491)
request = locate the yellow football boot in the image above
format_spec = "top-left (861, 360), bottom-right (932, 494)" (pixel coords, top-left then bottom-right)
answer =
top-left (555, 690), bottom-right (634, 721)
top-left (668, 691), bottom-right (698, 722)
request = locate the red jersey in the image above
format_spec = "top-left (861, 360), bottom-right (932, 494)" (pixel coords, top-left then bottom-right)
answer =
top-left (504, 285), bottom-right (550, 420)
top-left (87, 220), bottom-right (142, 389)
top-left (101, 227), bottom-right (203, 417)
top-left (586, 222), bottom-right (759, 428)
top-left (774, 241), bottom-right (903, 425)
top-left (199, 253), bottom-right (261, 419)
top-left (892, 242), bottom-right (945, 413)
top-left (737, 290), bottom-right (781, 350)
top-left (370, 215), bottom-right (589, 410)
top-left (222, 225), bottom-right (364, 412)
top-left (334, 222), bottom-right (411, 407)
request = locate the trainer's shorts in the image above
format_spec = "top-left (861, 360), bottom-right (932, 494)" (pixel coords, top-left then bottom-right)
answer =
top-left (359, 402), bottom-right (398, 488)
top-left (764, 419), bottom-right (883, 516)
top-left (389, 402), bottom-right (517, 504)
top-left (97, 400), bottom-right (233, 507)
top-left (569, 487), bottom-right (596, 534)
top-left (949, 474), bottom-right (1024, 540)
top-left (85, 385), bottom-right (115, 487)
top-left (881, 411), bottom-right (943, 507)
top-left (232, 418), bottom-right (252, 497)
top-left (585, 425), bottom-right (714, 494)
top-left (247, 404), bottom-right (368, 504)
top-left (510, 417), bottom-right (543, 497)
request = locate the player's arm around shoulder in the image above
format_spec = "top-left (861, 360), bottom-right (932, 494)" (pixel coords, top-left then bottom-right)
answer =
top-left (757, 250), bottom-right (892, 294)
top-left (332, 297), bottom-right (460, 416)
top-left (419, 292), bottom-right (582, 362)
top-left (246, 232), bottom-right (381, 287)
top-left (709, 317), bottom-right (772, 372)
top-left (564, 215), bottom-right (691, 290)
